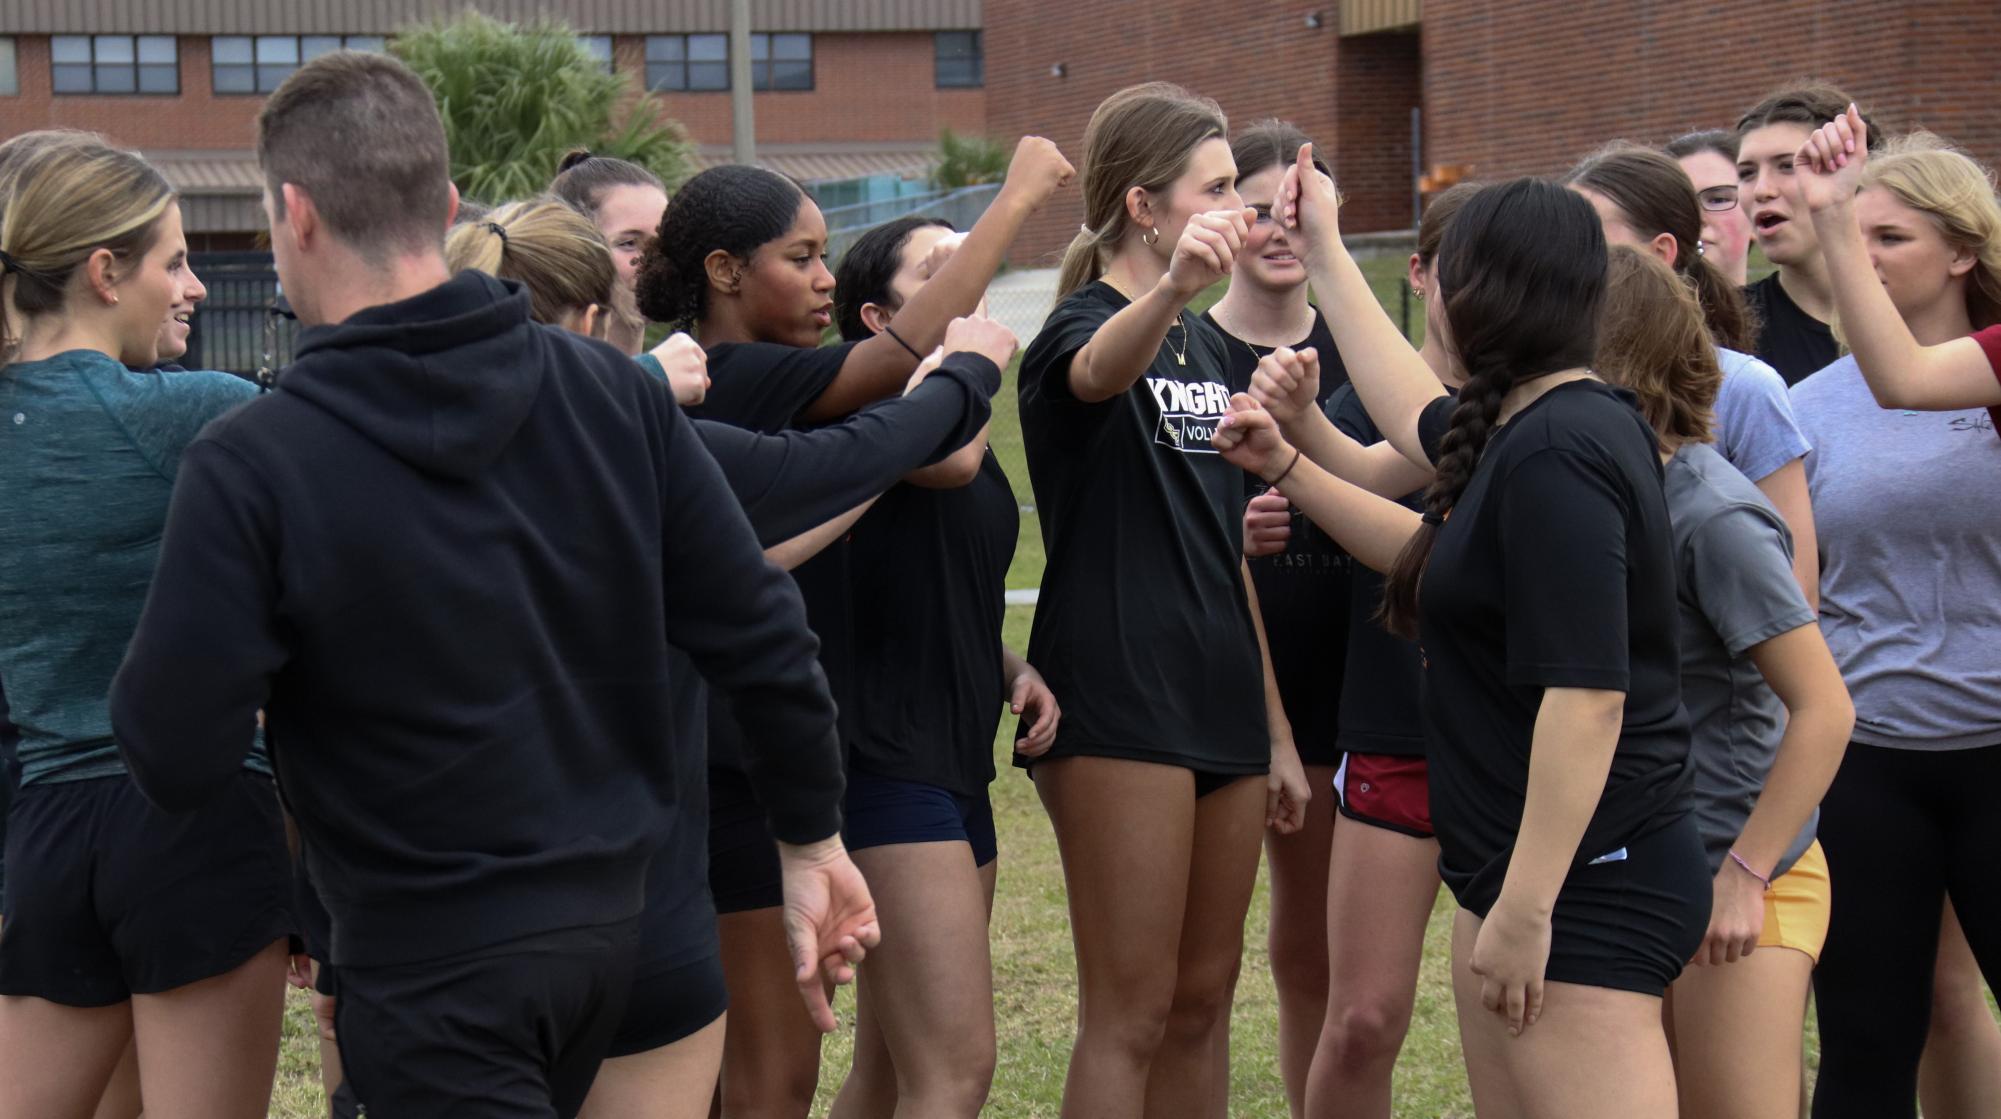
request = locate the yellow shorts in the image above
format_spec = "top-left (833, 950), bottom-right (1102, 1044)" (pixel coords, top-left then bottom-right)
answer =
top-left (1757, 839), bottom-right (1831, 963)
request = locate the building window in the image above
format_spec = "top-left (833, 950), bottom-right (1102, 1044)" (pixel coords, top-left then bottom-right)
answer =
top-left (646, 34), bottom-right (728, 92)
top-left (213, 35), bottom-right (382, 94)
top-left (751, 33), bottom-right (812, 91)
top-left (580, 35), bottom-right (614, 71)
top-left (935, 31), bottom-right (982, 88)
top-left (52, 35), bottom-right (179, 95)
top-left (0, 38), bottom-right (16, 96)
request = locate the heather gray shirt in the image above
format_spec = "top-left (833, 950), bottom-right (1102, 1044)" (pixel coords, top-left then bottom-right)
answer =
top-left (1791, 355), bottom-right (2001, 750)
top-left (1666, 443), bottom-right (1818, 876)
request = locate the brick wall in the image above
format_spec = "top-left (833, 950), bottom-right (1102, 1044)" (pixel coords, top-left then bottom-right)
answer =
top-left (1336, 29), bottom-right (1420, 234)
top-left (0, 31), bottom-right (985, 154)
top-left (1421, 0), bottom-right (2001, 184)
top-left (986, 0), bottom-right (1353, 267)
top-left (628, 31), bottom-right (985, 146)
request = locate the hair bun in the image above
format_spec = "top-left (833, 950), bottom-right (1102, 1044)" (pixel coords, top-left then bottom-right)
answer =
top-left (558, 149), bottom-right (595, 173)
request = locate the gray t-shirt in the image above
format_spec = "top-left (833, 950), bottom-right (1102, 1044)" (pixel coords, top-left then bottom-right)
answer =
top-left (0, 350), bottom-right (265, 785)
top-left (1666, 443), bottom-right (1818, 876)
top-left (1715, 347), bottom-right (1812, 484)
top-left (1792, 355), bottom-right (2001, 750)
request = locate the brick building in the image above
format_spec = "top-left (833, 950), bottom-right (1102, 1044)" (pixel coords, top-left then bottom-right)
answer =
top-left (986, 0), bottom-right (2001, 266)
top-left (0, 0), bottom-right (989, 248)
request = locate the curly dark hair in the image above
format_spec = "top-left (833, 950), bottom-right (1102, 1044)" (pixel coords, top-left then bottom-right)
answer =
top-left (633, 164), bottom-right (805, 330)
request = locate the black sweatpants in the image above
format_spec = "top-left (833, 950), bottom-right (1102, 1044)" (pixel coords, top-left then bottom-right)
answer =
top-left (331, 919), bottom-right (639, 1119)
top-left (1811, 741), bottom-right (2001, 1118)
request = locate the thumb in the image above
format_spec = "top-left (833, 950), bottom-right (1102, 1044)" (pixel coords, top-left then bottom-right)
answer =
top-left (1010, 674), bottom-right (1030, 713)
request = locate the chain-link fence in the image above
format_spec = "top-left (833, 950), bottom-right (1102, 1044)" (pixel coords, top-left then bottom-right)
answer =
top-left (822, 183), bottom-right (1006, 264)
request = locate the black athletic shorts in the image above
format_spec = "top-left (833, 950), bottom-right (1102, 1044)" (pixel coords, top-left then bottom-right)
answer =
top-left (708, 767), bottom-right (783, 915)
top-left (0, 770), bottom-right (293, 1006)
top-left (605, 952), bottom-right (728, 1058)
top-left (331, 919), bottom-right (640, 1119)
top-left (842, 765), bottom-right (997, 866)
top-left (1540, 812), bottom-right (1709, 997)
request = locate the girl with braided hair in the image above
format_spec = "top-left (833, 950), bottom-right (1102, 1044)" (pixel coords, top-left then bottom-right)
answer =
top-left (1217, 160), bottom-right (1708, 1117)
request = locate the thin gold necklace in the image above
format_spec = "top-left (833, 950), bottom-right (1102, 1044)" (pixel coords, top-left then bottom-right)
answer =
top-left (1167, 314), bottom-right (1189, 366)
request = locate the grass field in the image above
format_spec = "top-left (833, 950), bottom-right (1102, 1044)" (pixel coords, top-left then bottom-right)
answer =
top-left (265, 251), bottom-right (1881, 1117)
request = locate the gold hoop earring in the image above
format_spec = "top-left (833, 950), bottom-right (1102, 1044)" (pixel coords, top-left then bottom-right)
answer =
top-left (1141, 226), bottom-right (1160, 246)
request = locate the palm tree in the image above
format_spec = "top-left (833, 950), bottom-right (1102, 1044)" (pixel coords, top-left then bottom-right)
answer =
top-left (392, 11), bottom-right (691, 204)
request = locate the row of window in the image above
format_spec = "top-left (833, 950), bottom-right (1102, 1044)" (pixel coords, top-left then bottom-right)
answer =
top-left (3, 31), bottom-right (984, 96)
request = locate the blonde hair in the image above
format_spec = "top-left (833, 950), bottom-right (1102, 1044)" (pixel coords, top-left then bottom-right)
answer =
top-left (1861, 133), bottom-right (2001, 330)
top-left (1596, 245), bottom-right (1721, 450)
top-left (444, 199), bottom-right (617, 327)
top-left (0, 138), bottom-right (176, 363)
top-left (1057, 82), bottom-right (1227, 297)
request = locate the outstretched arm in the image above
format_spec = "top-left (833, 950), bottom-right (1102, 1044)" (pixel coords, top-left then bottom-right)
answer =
top-left (1792, 106), bottom-right (2001, 411)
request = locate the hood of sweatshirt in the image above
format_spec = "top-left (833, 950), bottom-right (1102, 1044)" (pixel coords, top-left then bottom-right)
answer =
top-left (279, 271), bottom-right (545, 480)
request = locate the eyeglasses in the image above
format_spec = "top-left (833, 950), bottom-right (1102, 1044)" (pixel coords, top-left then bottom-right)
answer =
top-left (1697, 185), bottom-right (1739, 213)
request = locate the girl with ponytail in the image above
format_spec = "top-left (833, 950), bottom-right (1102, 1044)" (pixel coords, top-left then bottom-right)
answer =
top-left (1220, 158), bottom-right (1708, 1116)
top-left (1015, 81), bottom-right (1308, 1118)
top-left (1565, 142), bottom-right (1821, 608)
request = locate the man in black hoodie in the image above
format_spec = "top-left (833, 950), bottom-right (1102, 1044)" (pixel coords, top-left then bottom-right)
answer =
top-left (109, 51), bottom-right (877, 1118)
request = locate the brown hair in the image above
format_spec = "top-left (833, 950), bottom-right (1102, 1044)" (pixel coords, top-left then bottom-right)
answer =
top-left (0, 139), bottom-right (176, 362)
top-left (1565, 143), bottom-right (1754, 351)
top-left (1596, 246), bottom-right (1720, 450)
top-left (1860, 133), bottom-right (2001, 331)
top-left (1379, 180), bottom-right (1608, 639)
top-left (1736, 81), bottom-right (1880, 149)
top-left (1057, 83), bottom-right (1227, 297)
top-left (551, 149), bottom-right (665, 221)
top-left (1416, 181), bottom-right (1483, 265)
top-left (257, 51), bottom-right (455, 262)
top-left (1664, 129), bottom-right (1736, 163)
top-left (1229, 119), bottom-right (1328, 185)
top-left (444, 199), bottom-right (617, 327)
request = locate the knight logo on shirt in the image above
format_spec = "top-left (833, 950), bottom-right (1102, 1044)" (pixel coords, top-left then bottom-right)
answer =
top-left (1147, 377), bottom-right (1234, 454)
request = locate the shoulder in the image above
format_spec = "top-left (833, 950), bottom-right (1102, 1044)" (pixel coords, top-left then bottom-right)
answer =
top-left (1786, 354), bottom-right (1859, 411)
top-left (706, 339), bottom-right (855, 378)
top-left (1023, 283), bottom-right (1119, 377)
top-left (1516, 381), bottom-right (1655, 453)
top-left (1668, 445), bottom-right (1781, 526)
top-left (1716, 348), bottom-right (1788, 398)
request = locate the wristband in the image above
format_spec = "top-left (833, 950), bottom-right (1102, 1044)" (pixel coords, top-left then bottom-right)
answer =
top-left (883, 324), bottom-right (925, 361)
top-left (1727, 849), bottom-right (1773, 891)
top-left (1265, 448), bottom-right (1302, 488)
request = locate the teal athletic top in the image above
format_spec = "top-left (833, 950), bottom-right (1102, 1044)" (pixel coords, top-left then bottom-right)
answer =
top-left (0, 350), bottom-right (268, 786)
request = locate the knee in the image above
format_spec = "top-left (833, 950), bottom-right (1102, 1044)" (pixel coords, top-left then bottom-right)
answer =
top-left (1163, 970), bottom-right (1238, 1045)
top-left (1081, 990), bottom-right (1175, 1066)
top-left (901, 1052), bottom-right (996, 1117)
top-left (725, 1057), bottom-right (820, 1116)
top-left (1319, 998), bottom-right (1414, 1071)
top-left (1267, 924), bottom-right (1329, 995)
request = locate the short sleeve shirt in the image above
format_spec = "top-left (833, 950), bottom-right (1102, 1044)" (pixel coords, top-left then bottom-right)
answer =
top-left (1714, 348), bottom-right (1811, 484)
top-left (1975, 324), bottom-right (2001, 432)
top-left (1016, 282), bottom-right (1266, 773)
top-left (1417, 380), bottom-right (1693, 913)
top-left (1665, 443), bottom-right (1818, 876)
top-left (1744, 274), bottom-right (1838, 387)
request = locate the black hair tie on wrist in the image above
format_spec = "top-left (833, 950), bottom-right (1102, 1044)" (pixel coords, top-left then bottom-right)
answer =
top-left (1267, 448), bottom-right (1303, 488)
top-left (883, 324), bottom-right (924, 361)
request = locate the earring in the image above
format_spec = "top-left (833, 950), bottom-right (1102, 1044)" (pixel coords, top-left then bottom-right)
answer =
top-left (1141, 226), bottom-right (1160, 246)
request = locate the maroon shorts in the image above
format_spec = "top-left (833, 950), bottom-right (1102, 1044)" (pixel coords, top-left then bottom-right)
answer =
top-left (1336, 752), bottom-right (1434, 839)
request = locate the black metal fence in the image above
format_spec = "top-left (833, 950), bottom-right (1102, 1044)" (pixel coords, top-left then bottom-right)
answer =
top-left (185, 252), bottom-right (297, 378)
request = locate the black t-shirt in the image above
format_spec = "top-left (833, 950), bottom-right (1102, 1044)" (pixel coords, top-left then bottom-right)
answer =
top-left (690, 341), bottom-right (856, 774)
top-left (847, 451), bottom-right (1018, 795)
top-left (1744, 274), bottom-right (1838, 386)
top-left (1326, 382), bottom-right (1445, 758)
top-left (1417, 379), bottom-right (1692, 914)
top-left (1202, 308), bottom-right (1352, 764)
top-left (1016, 281), bottom-right (1267, 773)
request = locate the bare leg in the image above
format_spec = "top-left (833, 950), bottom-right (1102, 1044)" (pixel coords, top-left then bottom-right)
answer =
top-left (1449, 909), bottom-right (1525, 1119)
top-left (1919, 900), bottom-right (2001, 1119)
top-left (1670, 946), bottom-right (1814, 1119)
top-left (1038, 757), bottom-right (1199, 1119)
top-left (0, 995), bottom-right (133, 1119)
top-left (1266, 764), bottom-right (1339, 1118)
top-left (830, 844), bottom-right (997, 1119)
top-left (1143, 777), bottom-right (1267, 1119)
top-left (1303, 815), bottom-right (1440, 1119)
top-left (92, 1039), bottom-right (143, 1119)
top-left (580, 1013), bottom-right (728, 1119)
top-left (307, 961), bottom-right (341, 1112)
top-left (129, 938), bottom-right (289, 1119)
top-left (716, 907), bottom-right (824, 1119)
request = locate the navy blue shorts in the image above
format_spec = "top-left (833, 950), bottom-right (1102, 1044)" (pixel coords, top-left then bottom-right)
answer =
top-left (842, 766), bottom-right (997, 867)
top-left (707, 767), bottom-right (783, 915)
top-left (606, 952), bottom-right (728, 1058)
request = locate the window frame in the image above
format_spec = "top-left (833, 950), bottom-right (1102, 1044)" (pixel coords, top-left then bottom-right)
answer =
top-left (52, 34), bottom-right (179, 96)
top-left (750, 32), bottom-right (813, 92)
top-left (934, 30), bottom-right (982, 89)
top-left (210, 34), bottom-right (382, 95)
top-left (0, 37), bottom-right (17, 97)
top-left (645, 33), bottom-right (730, 93)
